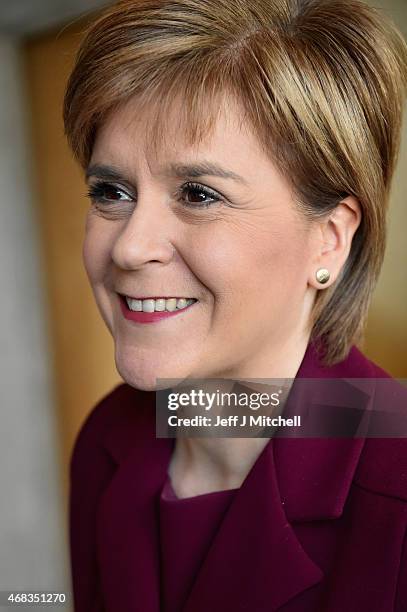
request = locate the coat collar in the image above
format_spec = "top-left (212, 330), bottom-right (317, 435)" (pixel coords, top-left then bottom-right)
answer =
top-left (272, 342), bottom-right (375, 521)
top-left (96, 342), bottom-right (375, 611)
top-left (102, 341), bottom-right (375, 522)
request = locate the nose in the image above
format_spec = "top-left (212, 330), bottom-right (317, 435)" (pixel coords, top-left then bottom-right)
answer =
top-left (111, 195), bottom-right (175, 270)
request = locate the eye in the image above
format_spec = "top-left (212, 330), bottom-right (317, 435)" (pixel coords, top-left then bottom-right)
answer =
top-left (86, 181), bottom-right (133, 204)
top-left (178, 182), bottom-right (222, 208)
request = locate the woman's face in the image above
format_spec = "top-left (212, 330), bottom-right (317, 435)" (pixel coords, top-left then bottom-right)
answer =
top-left (84, 96), bottom-right (319, 390)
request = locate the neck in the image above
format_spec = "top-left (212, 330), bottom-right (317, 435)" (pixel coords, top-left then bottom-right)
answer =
top-left (168, 334), bottom-right (311, 499)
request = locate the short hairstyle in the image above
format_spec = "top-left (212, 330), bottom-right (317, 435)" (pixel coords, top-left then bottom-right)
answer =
top-left (63, 0), bottom-right (407, 365)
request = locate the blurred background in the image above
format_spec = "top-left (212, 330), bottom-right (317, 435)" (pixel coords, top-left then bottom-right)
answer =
top-left (0, 0), bottom-right (405, 608)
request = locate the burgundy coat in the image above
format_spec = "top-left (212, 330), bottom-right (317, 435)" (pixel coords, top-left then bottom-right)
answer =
top-left (69, 343), bottom-right (407, 611)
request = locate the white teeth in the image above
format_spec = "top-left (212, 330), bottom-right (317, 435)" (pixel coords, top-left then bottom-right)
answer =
top-left (130, 299), bottom-right (142, 311)
top-left (125, 296), bottom-right (196, 312)
top-left (155, 299), bottom-right (166, 311)
top-left (142, 299), bottom-right (155, 313)
top-left (165, 298), bottom-right (177, 312)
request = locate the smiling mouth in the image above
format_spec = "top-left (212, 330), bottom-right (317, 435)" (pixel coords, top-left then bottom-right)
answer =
top-left (120, 294), bottom-right (198, 313)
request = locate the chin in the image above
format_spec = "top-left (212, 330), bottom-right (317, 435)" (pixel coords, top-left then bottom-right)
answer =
top-left (114, 348), bottom-right (192, 392)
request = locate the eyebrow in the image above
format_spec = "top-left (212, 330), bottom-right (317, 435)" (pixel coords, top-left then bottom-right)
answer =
top-left (85, 164), bottom-right (125, 182)
top-left (165, 162), bottom-right (247, 184)
top-left (85, 161), bottom-right (247, 185)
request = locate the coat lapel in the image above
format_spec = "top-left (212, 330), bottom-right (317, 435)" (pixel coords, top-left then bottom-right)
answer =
top-left (95, 342), bottom-right (376, 611)
top-left (182, 437), bottom-right (323, 612)
top-left (96, 402), bottom-right (174, 612)
top-left (183, 376), bottom-right (374, 610)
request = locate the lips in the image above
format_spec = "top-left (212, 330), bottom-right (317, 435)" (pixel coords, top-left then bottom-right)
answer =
top-left (124, 295), bottom-right (197, 313)
top-left (118, 294), bottom-right (197, 324)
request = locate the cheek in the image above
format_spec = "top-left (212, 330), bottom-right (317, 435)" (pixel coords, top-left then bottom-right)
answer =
top-left (183, 215), bottom-right (311, 300)
top-left (82, 219), bottom-right (114, 284)
top-left (263, 226), bottom-right (312, 283)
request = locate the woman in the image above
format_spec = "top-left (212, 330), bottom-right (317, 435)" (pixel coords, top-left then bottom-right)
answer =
top-left (64, 0), bottom-right (407, 610)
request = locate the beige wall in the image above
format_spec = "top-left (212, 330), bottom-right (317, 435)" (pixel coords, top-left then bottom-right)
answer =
top-left (363, 0), bottom-right (407, 377)
top-left (0, 35), bottom-right (69, 597)
top-left (23, 1), bottom-right (407, 501)
top-left (364, 118), bottom-right (407, 377)
top-left (24, 22), bottom-right (122, 501)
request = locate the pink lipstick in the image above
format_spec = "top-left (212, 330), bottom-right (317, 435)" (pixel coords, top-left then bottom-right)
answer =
top-left (118, 294), bottom-right (197, 324)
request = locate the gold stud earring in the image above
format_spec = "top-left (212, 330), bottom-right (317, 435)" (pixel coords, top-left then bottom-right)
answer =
top-left (316, 268), bottom-right (330, 285)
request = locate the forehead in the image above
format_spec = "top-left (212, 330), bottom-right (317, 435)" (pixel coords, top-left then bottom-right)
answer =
top-left (91, 92), bottom-right (264, 171)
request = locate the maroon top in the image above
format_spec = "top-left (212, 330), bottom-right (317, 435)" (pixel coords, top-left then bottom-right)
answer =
top-left (159, 477), bottom-right (237, 611)
top-left (69, 343), bottom-right (407, 611)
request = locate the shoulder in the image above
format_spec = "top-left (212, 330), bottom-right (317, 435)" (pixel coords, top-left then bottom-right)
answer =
top-left (323, 345), bottom-right (407, 503)
top-left (69, 383), bottom-right (155, 611)
top-left (70, 382), bottom-right (155, 476)
top-left (354, 437), bottom-right (407, 502)
top-left (301, 342), bottom-right (392, 378)
top-left (350, 351), bottom-right (407, 502)
top-left (327, 344), bottom-right (393, 379)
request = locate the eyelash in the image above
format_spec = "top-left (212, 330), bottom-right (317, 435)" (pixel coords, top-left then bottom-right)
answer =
top-left (86, 180), bottom-right (223, 209)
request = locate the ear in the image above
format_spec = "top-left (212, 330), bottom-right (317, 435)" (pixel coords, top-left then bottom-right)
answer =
top-left (308, 196), bottom-right (362, 289)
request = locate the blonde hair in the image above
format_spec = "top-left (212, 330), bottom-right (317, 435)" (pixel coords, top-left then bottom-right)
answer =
top-left (64, 0), bottom-right (407, 365)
